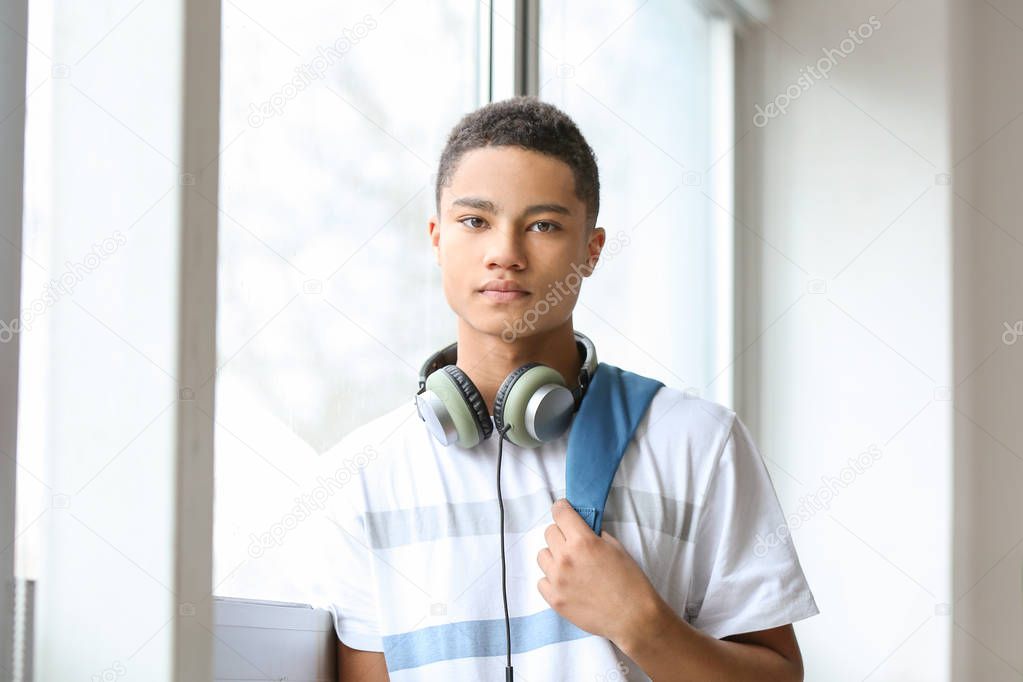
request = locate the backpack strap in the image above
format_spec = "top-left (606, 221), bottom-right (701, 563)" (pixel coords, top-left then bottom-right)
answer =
top-left (565, 362), bottom-right (664, 535)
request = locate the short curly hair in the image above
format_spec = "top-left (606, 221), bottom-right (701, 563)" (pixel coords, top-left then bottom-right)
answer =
top-left (435, 96), bottom-right (600, 231)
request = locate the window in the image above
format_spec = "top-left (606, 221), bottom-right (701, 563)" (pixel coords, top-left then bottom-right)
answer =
top-left (539, 0), bottom-right (735, 404)
top-left (212, 0), bottom-right (489, 602)
top-left (210, 0), bottom-right (735, 605)
top-left (8, 0), bottom-right (739, 665)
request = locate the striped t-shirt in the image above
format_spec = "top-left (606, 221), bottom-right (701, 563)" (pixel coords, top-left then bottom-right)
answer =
top-left (304, 383), bottom-right (820, 680)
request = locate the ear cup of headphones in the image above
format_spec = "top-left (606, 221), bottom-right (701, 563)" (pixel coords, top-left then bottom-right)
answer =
top-left (493, 362), bottom-right (541, 437)
top-left (420, 365), bottom-right (493, 448)
top-left (493, 364), bottom-right (574, 448)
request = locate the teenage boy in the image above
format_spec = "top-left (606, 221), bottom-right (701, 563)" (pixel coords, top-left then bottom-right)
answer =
top-left (311, 96), bottom-right (819, 681)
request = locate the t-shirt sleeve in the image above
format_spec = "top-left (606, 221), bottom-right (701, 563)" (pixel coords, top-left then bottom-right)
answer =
top-left (686, 413), bottom-right (820, 639)
top-left (300, 489), bottom-right (384, 652)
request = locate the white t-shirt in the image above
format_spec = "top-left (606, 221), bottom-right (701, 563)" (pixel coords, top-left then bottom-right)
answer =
top-left (301, 382), bottom-right (820, 680)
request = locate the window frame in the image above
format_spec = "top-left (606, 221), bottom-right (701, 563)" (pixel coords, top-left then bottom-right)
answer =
top-left (1, 0), bottom-right (30, 676)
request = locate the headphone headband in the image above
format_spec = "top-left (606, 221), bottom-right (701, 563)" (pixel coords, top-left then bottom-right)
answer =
top-left (417, 331), bottom-right (598, 403)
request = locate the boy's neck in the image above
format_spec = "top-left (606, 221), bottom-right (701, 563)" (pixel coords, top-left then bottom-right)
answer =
top-left (454, 318), bottom-right (583, 414)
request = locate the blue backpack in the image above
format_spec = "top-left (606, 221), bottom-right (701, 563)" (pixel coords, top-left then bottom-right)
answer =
top-left (565, 362), bottom-right (664, 535)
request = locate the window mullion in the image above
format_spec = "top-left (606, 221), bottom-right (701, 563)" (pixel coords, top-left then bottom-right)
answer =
top-left (514, 0), bottom-right (539, 97)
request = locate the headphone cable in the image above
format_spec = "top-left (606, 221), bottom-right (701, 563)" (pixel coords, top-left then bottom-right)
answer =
top-left (497, 423), bottom-right (514, 681)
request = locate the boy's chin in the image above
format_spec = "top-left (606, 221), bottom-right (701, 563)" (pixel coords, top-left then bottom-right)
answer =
top-left (462, 311), bottom-right (543, 344)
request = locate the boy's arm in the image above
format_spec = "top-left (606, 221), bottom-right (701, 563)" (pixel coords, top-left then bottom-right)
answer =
top-left (337, 640), bottom-right (390, 682)
top-left (616, 597), bottom-right (804, 682)
top-left (539, 498), bottom-right (807, 681)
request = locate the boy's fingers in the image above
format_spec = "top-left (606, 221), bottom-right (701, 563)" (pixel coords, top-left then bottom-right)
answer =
top-left (544, 521), bottom-right (566, 550)
top-left (551, 498), bottom-right (589, 537)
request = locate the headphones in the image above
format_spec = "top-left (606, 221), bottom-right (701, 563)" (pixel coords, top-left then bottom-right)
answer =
top-left (415, 331), bottom-right (598, 449)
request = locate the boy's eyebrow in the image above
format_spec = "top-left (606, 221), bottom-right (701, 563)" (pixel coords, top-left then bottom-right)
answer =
top-left (523, 202), bottom-right (572, 217)
top-left (450, 196), bottom-right (572, 217)
top-left (451, 196), bottom-right (499, 213)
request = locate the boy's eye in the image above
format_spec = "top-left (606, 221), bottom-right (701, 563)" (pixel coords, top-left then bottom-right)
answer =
top-left (530, 221), bottom-right (559, 233)
top-left (459, 216), bottom-right (486, 230)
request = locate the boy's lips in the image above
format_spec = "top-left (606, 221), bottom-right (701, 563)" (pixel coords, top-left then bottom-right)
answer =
top-left (479, 278), bottom-right (529, 291)
top-left (478, 290), bottom-right (530, 302)
top-left (478, 279), bottom-right (530, 302)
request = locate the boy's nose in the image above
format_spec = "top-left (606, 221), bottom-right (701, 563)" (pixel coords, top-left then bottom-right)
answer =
top-left (484, 223), bottom-right (527, 270)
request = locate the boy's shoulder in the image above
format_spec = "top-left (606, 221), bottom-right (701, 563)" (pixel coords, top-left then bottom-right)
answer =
top-left (642, 382), bottom-right (738, 444)
top-left (319, 399), bottom-right (421, 466)
top-left (307, 399), bottom-right (424, 516)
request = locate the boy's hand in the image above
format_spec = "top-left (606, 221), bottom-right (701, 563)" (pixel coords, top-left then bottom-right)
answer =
top-left (536, 498), bottom-right (663, 644)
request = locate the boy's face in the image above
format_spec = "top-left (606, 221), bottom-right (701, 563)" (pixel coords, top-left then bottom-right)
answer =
top-left (428, 146), bottom-right (605, 341)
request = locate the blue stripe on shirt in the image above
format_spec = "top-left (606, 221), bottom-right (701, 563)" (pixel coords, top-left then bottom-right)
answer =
top-left (382, 608), bottom-right (594, 671)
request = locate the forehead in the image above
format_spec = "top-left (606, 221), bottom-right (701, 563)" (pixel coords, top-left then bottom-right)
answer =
top-left (443, 146), bottom-right (582, 213)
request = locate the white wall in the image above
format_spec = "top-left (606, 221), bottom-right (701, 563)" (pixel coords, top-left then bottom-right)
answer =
top-left (736, 1), bottom-right (957, 680)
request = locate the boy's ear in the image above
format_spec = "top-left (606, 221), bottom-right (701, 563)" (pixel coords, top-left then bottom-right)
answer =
top-left (428, 215), bottom-right (441, 265)
top-left (584, 226), bottom-right (606, 274)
